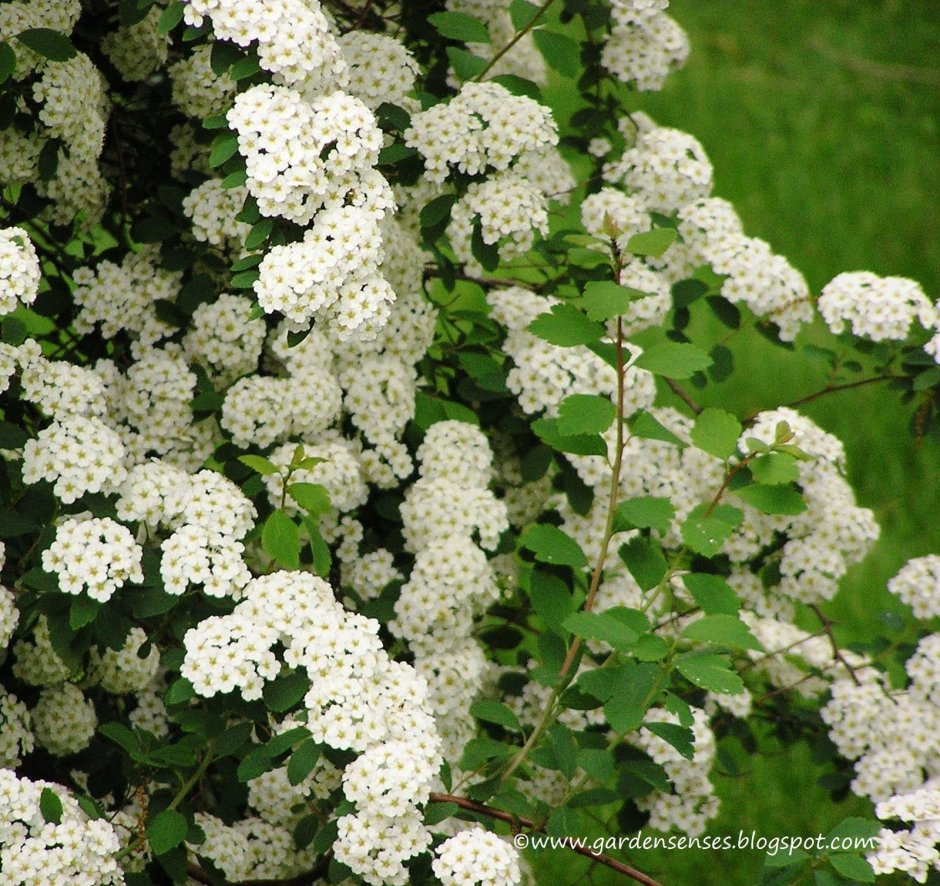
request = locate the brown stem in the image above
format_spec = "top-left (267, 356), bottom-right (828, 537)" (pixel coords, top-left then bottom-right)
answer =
top-left (429, 793), bottom-right (664, 886)
top-left (663, 377), bottom-right (702, 414)
top-left (748, 374), bottom-right (905, 420)
top-left (473, 0), bottom-right (557, 80)
top-left (809, 603), bottom-right (861, 687)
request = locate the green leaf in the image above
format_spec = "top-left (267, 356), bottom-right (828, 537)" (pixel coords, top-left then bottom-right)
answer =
top-left (237, 746), bottom-right (273, 782)
top-left (287, 483), bottom-right (331, 515)
top-left (15, 28), bottom-right (77, 62)
top-left (0, 42), bottom-right (16, 85)
top-left (603, 663), bottom-right (661, 732)
top-left (531, 417), bottom-right (608, 457)
top-left (237, 454), bottom-right (279, 476)
top-left (682, 573), bottom-right (740, 615)
top-left (262, 510), bottom-right (300, 570)
top-left (557, 394), bottom-right (616, 436)
top-left (680, 503), bottom-right (743, 557)
top-left (528, 304), bottom-right (605, 347)
top-left (764, 848), bottom-right (811, 869)
top-left (420, 194), bottom-right (458, 229)
top-left (619, 535), bottom-right (667, 591)
top-left (612, 496), bottom-right (675, 536)
top-left (287, 739), bottom-right (321, 786)
top-left (470, 221), bottom-right (500, 271)
top-left (828, 854), bottom-right (875, 883)
top-left (230, 55), bottom-right (261, 80)
top-left (0, 420), bottom-right (28, 449)
top-left (263, 671), bottom-right (310, 713)
top-left (470, 700), bottom-right (522, 732)
top-left (244, 218), bottom-right (273, 250)
top-left (446, 47), bottom-right (488, 80)
top-left (520, 524), bottom-right (588, 568)
top-left (635, 342), bottom-right (712, 379)
top-left (824, 817), bottom-right (882, 843)
top-left (425, 801), bottom-right (460, 826)
top-left (626, 227), bottom-right (679, 258)
top-left (147, 809), bottom-right (188, 856)
top-left (691, 408), bottom-right (742, 460)
top-left (510, 0), bottom-right (542, 29)
top-left (628, 410), bottom-right (685, 446)
top-left (562, 611), bottom-right (641, 651)
top-left (676, 652), bottom-right (743, 694)
top-left (69, 596), bottom-right (99, 630)
top-left (529, 570), bottom-right (574, 627)
top-left (577, 748), bottom-right (615, 782)
top-left (644, 722), bottom-right (694, 759)
top-left (734, 483), bottom-right (806, 515)
top-left (578, 281), bottom-right (649, 321)
top-left (750, 453), bottom-right (800, 485)
top-left (428, 11), bottom-right (490, 43)
top-left (209, 132), bottom-right (239, 168)
top-left (40, 788), bottom-right (63, 825)
top-left (222, 169), bottom-right (248, 189)
top-left (158, 2), bottom-right (185, 33)
top-left (547, 725), bottom-right (578, 778)
top-left (165, 678), bottom-right (195, 706)
top-left (681, 614), bottom-right (763, 651)
top-left (532, 29), bottom-right (580, 77)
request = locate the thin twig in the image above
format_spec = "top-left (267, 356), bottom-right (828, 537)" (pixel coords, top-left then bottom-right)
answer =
top-left (809, 603), bottom-right (861, 687)
top-left (663, 377), bottom-right (702, 414)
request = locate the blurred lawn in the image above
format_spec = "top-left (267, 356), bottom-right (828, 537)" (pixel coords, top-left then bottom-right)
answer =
top-left (536, 2), bottom-right (940, 883)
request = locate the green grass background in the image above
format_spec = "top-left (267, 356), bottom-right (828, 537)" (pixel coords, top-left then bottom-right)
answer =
top-left (535, 1), bottom-right (940, 883)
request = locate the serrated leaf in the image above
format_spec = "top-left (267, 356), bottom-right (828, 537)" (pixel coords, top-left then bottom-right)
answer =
top-left (237, 454), bottom-right (279, 476)
top-left (529, 570), bottom-right (574, 627)
top-left (562, 611), bottom-right (640, 651)
top-left (680, 503), bottom-right (743, 557)
top-left (603, 663), bottom-right (661, 732)
top-left (676, 652), bottom-right (743, 694)
top-left (763, 848), bottom-right (811, 869)
top-left (262, 510), bottom-right (300, 569)
top-left (446, 46), bottom-right (488, 80)
top-left (230, 56), bottom-right (261, 80)
top-left (635, 342), bottom-right (712, 379)
top-left (520, 524), bottom-right (588, 568)
top-left (40, 788), bottom-right (63, 824)
top-left (628, 410), bottom-right (685, 446)
top-left (824, 817), bottom-right (882, 843)
top-left (547, 725), bottom-right (578, 778)
top-left (510, 0), bottom-right (542, 29)
top-left (528, 304), bottom-right (604, 347)
top-left (750, 453), bottom-right (799, 485)
top-left (429, 11), bottom-right (490, 43)
top-left (287, 739), bottom-right (321, 786)
top-left (557, 394), bottom-right (616, 436)
top-left (579, 281), bottom-right (649, 320)
top-left (262, 671), bottom-right (310, 713)
top-left (287, 482), bottom-right (331, 515)
top-left (691, 408), bottom-right (742, 460)
top-left (626, 227), bottom-right (679, 257)
top-left (531, 417), bottom-right (608, 456)
top-left (619, 535), bottom-right (667, 591)
top-left (471, 700), bottom-right (522, 732)
top-left (147, 809), bottom-right (188, 856)
top-left (644, 721), bottom-right (694, 759)
top-left (734, 483), bottom-right (806, 515)
top-left (682, 614), bottom-right (763, 651)
top-left (532, 29), bottom-right (580, 77)
top-left (682, 573), bottom-right (740, 615)
top-left (16, 28), bottom-right (76, 62)
top-left (612, 496), bottom-right (675, 536)
top-left (828, 854), bottom-right (875, 883)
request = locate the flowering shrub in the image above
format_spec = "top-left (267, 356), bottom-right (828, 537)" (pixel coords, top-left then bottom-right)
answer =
top-left (0, 1), bottom-right (938, 885)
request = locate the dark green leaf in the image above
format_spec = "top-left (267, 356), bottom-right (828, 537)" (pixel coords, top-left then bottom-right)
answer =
top-left (428, 11), bottom-right (490, 42)
top-left (529, 570), bottom-right (574, 627)
top-left (562, 611), bottom-right (640, 651)
top-left (158, 2), bottom-right (185, 33)
top-left (287, 739), bottom-right (321, 786)
top-left (420, 194), bottom-right (458, 229)
top-left (446, 47), bottom-right (488, 80)
top-left (628, 410), bottom-right (685, 446)
top-left (147, 809), bottom-right (188, 856)
top-left (470, 700), bottom-right (522, 732)
top-left (69, 596), bottom-right (99, 631)
top-left (520, 525), bottom-right (588, 568)
top-left (0, 42), bottom-right (15, 85)
top-left (532, 417), bottom-right (608, 456)
top-left (680, 503), bottom-right (743, 557)
top-left (676, 652), bottom-right (743, 694)
top-left (644, 721), bottom-right (694, 759)
top-left (532, 29), bottom-right (580, 77)
top-left (244, 218), bottom-right (273, 250)
top-left (528, 304), bottom-right (605, 347)
top-left (612, 496), bottom-right (675, 536)
top-left (509, 0), bottom-right (542, 29)
top-left (209, 132), bottom-right (239, 168)
top-left (263, 671), bottom-right (310, 713)
top-left (40, 788), bottom-right (63, 824)
top-left (619, 535), bottom-right (667, 591)
top-left (16, 29), bottom-right (77, 62)
top-left (237, 454), bottom-right (279, 476)
top-left (828, 854), bottom-right (875, 883)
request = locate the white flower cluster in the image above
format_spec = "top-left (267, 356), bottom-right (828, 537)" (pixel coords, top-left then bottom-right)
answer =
top-left (0, 769), bottom-right (122, 885)
top-left (22, 414), bottom-right (127, 504)
top-left (0, 227), bottom-right (40, 315)
top-left (41, 517), bottom-right (143, 603)
top-left (448, 172), bottom-right (549, 268)
top-left (11, 618), bottom-right (72, 688)
top-left (183, 0), bottom-right (346, 92)
top-left (888, 555), bottom-right (940, 619)
top-left (20, 357), bottom-right (107, 420)
top-left (605, 124), bottom-right (713, 213)
top-left (183, 293), bottom-right (265, 385)
top-left (182, 179), bottom-right (252, 254)
top-left (73, 247), bottom-right (181, 345)
top-left (89, 627), bottom-right (161, 695)
top-left (101, 6), bottom-right (170, 81)
top-left (0, 687), bottom-right (33, 768)
top-left (338, 32), bottom-right (419, 110)
top-left (118, 462), bottom-right (255, 598)
top-left (432, 827), bottom-right (522, 886)
top-left (405, 82), bottom-right (557, 184)
top-left (32, 683), bottom-right (97, 757)
top-left (180, 570), bottom-right (443, 884)
top-left (31, 53), bottom-right (110, 226)
top-left (0, 2), bottom-right (81, 77)
top-left (169, 44), bottom-right (237, 119)
top-left (818, 271), bottom-right (936, 342)
top-left (603, 1), bottom-right (690, 91)
top-left (869, 824), bottom-right (940, 884)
